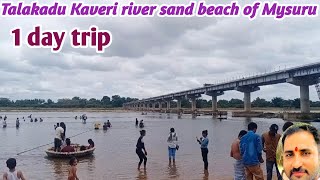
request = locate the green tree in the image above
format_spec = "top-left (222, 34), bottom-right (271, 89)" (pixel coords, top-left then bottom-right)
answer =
top-left (101, 96), bottom-right (111, 107)
top-left (252, 97), bottom-right (271, 107)
top-left (218, 100), bottom-right (229, 108)
top-left (271, 97), bottom-right (285, 107)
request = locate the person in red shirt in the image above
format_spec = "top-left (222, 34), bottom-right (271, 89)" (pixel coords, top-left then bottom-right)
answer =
top-left (62, 138), bottom-right (75, 152)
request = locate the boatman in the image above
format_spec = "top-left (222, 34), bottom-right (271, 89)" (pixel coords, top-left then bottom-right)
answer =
top-left (54, 123), bottom-right (64, 152)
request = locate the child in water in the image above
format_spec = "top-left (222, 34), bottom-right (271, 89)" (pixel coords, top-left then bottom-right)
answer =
top-left (68, 157), bottom-right (79, 180)
top-left (3, 158), bottom-right (26, 180)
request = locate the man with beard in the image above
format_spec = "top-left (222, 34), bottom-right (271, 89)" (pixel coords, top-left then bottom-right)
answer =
top-left (282, 123), bottom-right (320, 180)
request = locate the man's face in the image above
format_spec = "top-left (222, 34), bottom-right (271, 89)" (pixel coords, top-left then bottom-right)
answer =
top-left (283, 131), bottom-right (319, 180)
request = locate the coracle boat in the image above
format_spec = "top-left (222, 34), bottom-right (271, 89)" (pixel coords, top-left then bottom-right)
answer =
top-left (45, 144), bottom-right (95, 158)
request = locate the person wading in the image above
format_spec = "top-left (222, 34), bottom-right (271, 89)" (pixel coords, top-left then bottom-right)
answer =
top-left (136, 130), bottom-right (147, 170)
top-left (167, 127), bottom-right (179, 164)
top-left (262, 124), bottom-right (282, 180)
top-left (197, 130), bottom-right (209, 171)
top-left (230, 130), bottom-right (247, 180)
top-left (240, 122), bottom-right (264, 180)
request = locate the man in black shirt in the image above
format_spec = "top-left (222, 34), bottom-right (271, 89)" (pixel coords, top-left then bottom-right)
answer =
top-left (136, 130), bottom-right (148, 170)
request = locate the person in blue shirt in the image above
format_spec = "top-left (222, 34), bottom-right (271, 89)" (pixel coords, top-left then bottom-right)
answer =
top-left (240, 122), bottom-right (264, 180)
top-left (197, 130), bottom-right (209, 171)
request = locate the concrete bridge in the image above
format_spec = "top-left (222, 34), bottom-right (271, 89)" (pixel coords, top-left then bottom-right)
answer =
top-left (123, 62), bottom-right (320, 115)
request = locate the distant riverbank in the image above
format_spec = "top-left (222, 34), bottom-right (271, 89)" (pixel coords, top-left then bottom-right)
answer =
top-left (1, 107), bottom-right (320, 113)
top-left (0, 107), bottom-right (127, 112)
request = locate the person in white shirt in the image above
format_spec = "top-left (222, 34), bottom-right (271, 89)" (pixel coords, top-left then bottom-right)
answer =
top-left (54, 123), bottom-right (64, 152)
top-left (167, 127), bottom-right (178, 164)
top-left (3, 158), bottom-right (26, 180)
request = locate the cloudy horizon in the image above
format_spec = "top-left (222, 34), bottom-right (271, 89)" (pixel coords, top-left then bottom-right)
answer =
top-left (0, 0), bottom-right (320, 102)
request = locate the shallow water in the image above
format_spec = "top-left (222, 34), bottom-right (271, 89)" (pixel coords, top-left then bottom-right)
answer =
top-left (0, 111), bottom-right (318, 180)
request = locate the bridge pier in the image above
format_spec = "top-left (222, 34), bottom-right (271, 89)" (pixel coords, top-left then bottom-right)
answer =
top-left (159, 101), bottom-right (163, 112)
top-left (152, 102), bottom-right (156, 111)
top-left (186, 94), bottom-right (201, 118)
top-left (206, 91), bottom-right (224, 113)
top-left (235, 86), bottom-right (260, 112)
top-left (287, 77), bottom-right (319, 113)
top-left (300, 85), bottom-right (310, 113)
top-left (165, 99), bottom-right (172, 113)
top-left (173, 97), bottom-right (183, 116)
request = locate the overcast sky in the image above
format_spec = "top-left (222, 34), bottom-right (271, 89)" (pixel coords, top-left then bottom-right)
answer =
top-left (0, 0), bottom-right (319, 102)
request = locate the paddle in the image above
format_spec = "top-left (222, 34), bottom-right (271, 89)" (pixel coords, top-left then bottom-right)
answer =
top-left (17, 129), bottom-right (94, 155)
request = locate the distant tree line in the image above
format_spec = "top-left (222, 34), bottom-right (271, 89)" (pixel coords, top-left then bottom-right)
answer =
top-left (0, 95), bottom-right (138, 108)
top-left (0, 96), bottom-right (320, 108)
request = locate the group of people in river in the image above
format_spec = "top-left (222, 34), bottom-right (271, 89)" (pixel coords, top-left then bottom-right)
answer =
top-left (54, 121), bottom-right (95, 153)
top-left (75, 114), bottom-right (87, 123)
top-left (135, 118), bottom-right (144, 128)
top-left (135, 125), bottom-right (208, 172)
top-left (230, 121), bottom-right (296, 180)
top-left (4, 112), bottom-right (319, 180)
top-left (1, 115), bottom-right (43, 128)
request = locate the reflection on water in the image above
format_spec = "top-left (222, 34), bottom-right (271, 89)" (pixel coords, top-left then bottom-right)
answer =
top-left (0, 111), bottom-right (297, 179)
top-left (136, 169), bottom-right (147, 180)
top-left (203, 170), bottom-right (209, 180)
top-left (167, 162), bottom-right (179, 178)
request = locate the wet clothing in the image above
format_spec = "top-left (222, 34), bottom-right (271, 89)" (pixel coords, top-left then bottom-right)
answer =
top-left (201, 148), bottom-right (208, 170)
top-left (136, 136), bottom-right (147, 166)
top-left (168, 147), bottom-right (176, 158)
top-left (234, 160), bottom-right (245, 180)
top-left (231, 138), bottom-right (245, 180)
top-left (240, 131), bottom-right (263, 166)
top-left (6, 170), bottom-right (19, 180)
top-left (136, 136), bottom-right (145, 151)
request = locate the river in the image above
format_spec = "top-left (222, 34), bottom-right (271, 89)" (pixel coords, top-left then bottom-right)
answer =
top-left (0, 111), bottom-right (318, 180)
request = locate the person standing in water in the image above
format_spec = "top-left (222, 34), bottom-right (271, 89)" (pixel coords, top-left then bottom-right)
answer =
top-left (167, 128), bottom-right (178, 164)
top-left (230, 130), bottom-right (247, 180)
top-left (136, 130), bottom-right (147, 170)
top-left (3, 158), bottom-right (26, 180)
top-left (262, 124), bottom-right (282, 180)
top-left (16, 118), bottom-right (20, 128)
top-left (135, 118), bottom-right (139, 126)
top-left (197, 130), bottom-right (209, 171)
top-left (68, 157), bottom-right (79, 180)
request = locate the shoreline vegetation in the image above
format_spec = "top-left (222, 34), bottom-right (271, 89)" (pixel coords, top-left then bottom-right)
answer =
top-left (1, 95), bottom-right (320, 113)
top-left (1, 107), bottom-right (320, 113)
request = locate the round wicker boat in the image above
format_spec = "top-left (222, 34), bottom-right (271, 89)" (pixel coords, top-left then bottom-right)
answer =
top-left (45, 144), bottom-right (95, 158)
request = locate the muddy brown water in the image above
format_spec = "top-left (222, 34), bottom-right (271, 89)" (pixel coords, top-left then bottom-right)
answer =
top-left (0, 111), bottom-right (319, 179)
